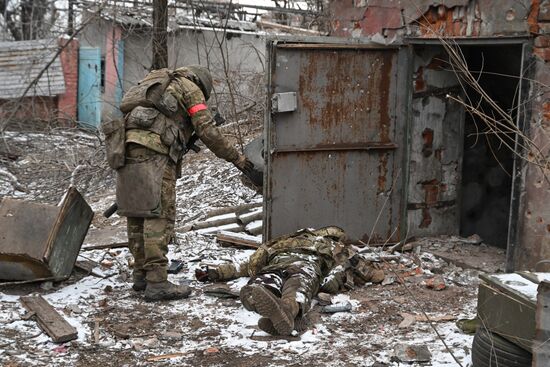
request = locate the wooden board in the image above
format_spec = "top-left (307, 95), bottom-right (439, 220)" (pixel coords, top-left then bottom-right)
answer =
top-left (216, 231), bottom-right (261, 249)
top-left (20, 295), bottom-right (78, 343)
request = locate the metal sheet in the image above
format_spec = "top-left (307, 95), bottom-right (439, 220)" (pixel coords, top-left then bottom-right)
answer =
top-left (0, 39), bottom-right (66, 99)
top-left (45, 187), bottom-right (94, 278)
top-left (0, 188), bottom-right (93, 281)
top-left (0, 199), bottom-right (59, 280)
top-left (264, 39), bottom-right (408, 242)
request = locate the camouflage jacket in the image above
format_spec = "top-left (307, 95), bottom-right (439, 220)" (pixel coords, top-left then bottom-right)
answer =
top-left (210, 228), bottom-right (378, 293)
top-left (126, 68), bottom-right (240, 164)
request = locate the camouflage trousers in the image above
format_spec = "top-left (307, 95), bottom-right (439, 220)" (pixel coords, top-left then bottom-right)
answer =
top-left (248, 254), bottom-right (321, 315)
top-left (126, 145), bottom-right (176, 283)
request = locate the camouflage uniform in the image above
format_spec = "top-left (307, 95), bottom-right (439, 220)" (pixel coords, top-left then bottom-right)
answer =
top-left (120, 66), bottom-right (243, 292)
top-left (206, 227), bottom-right (377, 334)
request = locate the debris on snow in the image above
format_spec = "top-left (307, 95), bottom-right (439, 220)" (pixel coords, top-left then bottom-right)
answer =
top-left (392, 344), bottom-right (432, 363)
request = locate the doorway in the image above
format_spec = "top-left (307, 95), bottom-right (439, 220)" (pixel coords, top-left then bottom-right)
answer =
top-left (458, 45), bottom-right (523, 248)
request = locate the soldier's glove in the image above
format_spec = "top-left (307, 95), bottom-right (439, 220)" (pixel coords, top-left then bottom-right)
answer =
top-left (195, 266), bottom-right (220, 282)
top-left (234, 155), bottom-right (263, 188)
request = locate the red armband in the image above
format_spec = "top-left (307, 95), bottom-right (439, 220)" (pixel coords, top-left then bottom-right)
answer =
top-left (187, 103), bottom-right (208, 116)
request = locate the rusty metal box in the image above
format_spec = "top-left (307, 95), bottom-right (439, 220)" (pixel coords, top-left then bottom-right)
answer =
top-left (0, 187), bottom-right (94, 281)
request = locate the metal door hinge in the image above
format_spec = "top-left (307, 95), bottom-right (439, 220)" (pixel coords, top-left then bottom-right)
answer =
top-left (271, 92), bottom-right (297, 113)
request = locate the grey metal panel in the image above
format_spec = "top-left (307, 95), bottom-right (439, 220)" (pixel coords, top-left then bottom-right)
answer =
top-left (0, 39), bottom-right (65, 99)
top-left (264, 39), bottom-right (408, 242)
top-left (0, 188), bottom-right (92, 281)
top-left (45, 187), bottom-right (94, 278)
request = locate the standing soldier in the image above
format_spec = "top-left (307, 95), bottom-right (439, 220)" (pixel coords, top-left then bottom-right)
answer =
top-left (104, 65), bottom-right (259, 301)
top-left (195, 227), bottom-right (382, 335)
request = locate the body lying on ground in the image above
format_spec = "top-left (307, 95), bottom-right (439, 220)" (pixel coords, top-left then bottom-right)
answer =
top-left (195, 226), bottom-right (383, 335)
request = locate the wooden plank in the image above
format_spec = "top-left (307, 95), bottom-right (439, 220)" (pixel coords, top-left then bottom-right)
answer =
top-left (81, 242), bottom-right (128, 251)
top-left (192, 213), bottom-right (238, 231)
top-left (237, 209), bottom-right (263, 225)
top-left (20, 295), bottom-right (78, 343)
top-left (204, 202), bottom-right (262, 219)
top-left (216, 231), bottom-right (261, 249)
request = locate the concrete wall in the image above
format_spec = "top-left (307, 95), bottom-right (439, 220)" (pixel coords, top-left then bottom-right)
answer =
top-left (515, 1), bottom-right (550, 270)
top-left (329, 0), bottom-right (534, 41)
top-left (80, 17), bottom-right (266, 120)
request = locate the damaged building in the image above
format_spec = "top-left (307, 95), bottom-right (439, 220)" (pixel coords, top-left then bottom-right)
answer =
top-left (263, 0), bottom-right (550, 272)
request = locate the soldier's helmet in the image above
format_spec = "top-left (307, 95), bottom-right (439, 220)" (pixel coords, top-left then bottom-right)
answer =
top-left (187, 65), bottom-right (213, 101)
top-left (312, 226), bottom-right (346, 240)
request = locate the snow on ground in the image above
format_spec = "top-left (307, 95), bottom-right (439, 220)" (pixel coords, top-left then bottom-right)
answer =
top-left (0, 130), bottom-right (478, 366)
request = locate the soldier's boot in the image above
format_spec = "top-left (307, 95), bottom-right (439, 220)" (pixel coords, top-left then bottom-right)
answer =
top-left (144, 280), bottom-right (192, 301)
top-left (258, 316), bottom-right (309, 336)
top-left (239, 284), bottom-right (257, 312)
top-left (252, 286), bottom-right (299, 336)
top-left (132, 270), bottom-right (147, 292)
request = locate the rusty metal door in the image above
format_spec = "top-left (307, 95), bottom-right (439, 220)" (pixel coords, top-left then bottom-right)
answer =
top-left (264, 40), bottom-right (410, 242)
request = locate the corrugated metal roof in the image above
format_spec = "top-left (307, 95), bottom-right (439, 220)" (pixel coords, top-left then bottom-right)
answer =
top-left (0, 39), bottom-right (65, 99)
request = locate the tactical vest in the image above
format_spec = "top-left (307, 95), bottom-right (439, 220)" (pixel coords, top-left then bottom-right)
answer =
top-left (120, 68), bottom-right (189, 163)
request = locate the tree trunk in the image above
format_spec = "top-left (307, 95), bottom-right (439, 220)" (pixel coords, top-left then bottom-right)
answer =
top-left (152, 0), bottom-right (168, 70)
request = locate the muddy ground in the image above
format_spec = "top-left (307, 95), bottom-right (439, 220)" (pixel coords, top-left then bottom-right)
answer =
top-left (0, 128), bottom-right (507, 366)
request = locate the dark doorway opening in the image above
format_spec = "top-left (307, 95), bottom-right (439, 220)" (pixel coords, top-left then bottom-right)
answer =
top-left (459, 45), bottom-right (523, 248)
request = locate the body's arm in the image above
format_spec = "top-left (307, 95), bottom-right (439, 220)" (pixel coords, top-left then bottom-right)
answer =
top-left (195, 245), bottom-right (270, 282)
top-left (207, 262), bottom-right (250, 281)
top-left (319, 265), bottom-right (347, 294)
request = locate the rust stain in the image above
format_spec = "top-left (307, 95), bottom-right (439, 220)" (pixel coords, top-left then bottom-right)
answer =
top-left (543, 101), bottom-right (550, 121)
top-left (415, 66), bottom-right (425, 92)
top-left (434, 148), bottom-right (443, 161)
top-left (420, 208), bottom-right (432, 228)
top-left (528, 0), bottom-right (541, 34)
top-left (299, 48), bottom-right (395, 144)
top-left (377, 153), bottom-right (388, 193)
top-left (378, 52), bottom-right (393, 143)
top-left (422, 128), bottom-right (434, 157)
top-left (420, 179), bottom-right (447, 206)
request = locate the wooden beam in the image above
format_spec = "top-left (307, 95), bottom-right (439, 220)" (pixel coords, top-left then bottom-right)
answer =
top-left (81, 242), bottom-right (128, 251)
top-left (20, 295), bottom-right (78, 343)
top-left (216, 231), bottom-right (261, 249)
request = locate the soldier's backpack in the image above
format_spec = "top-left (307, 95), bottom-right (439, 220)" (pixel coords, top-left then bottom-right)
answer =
top-left (119, 68), bottom-right (179, 117)
top-left (102, 69), bottom-right (180, 170)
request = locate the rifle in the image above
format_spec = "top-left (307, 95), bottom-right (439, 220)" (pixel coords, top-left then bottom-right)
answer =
top-left (103, 111), bottom-right (227, 218)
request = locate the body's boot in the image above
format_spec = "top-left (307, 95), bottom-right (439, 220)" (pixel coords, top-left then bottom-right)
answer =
top-left (257, 316), bottom-right (309, 335)
top-left (252, 286), bottom-right (299, 335)
top-left (240, 284), bottom-right (257, 312)
top-left (144, 280), bottom-right (191, 301)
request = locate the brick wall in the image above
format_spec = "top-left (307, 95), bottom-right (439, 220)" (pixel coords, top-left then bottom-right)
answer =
top-left (57, 37), bottom-right (79, 124)
top-left (0, 97), bottom-right (58, 123)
